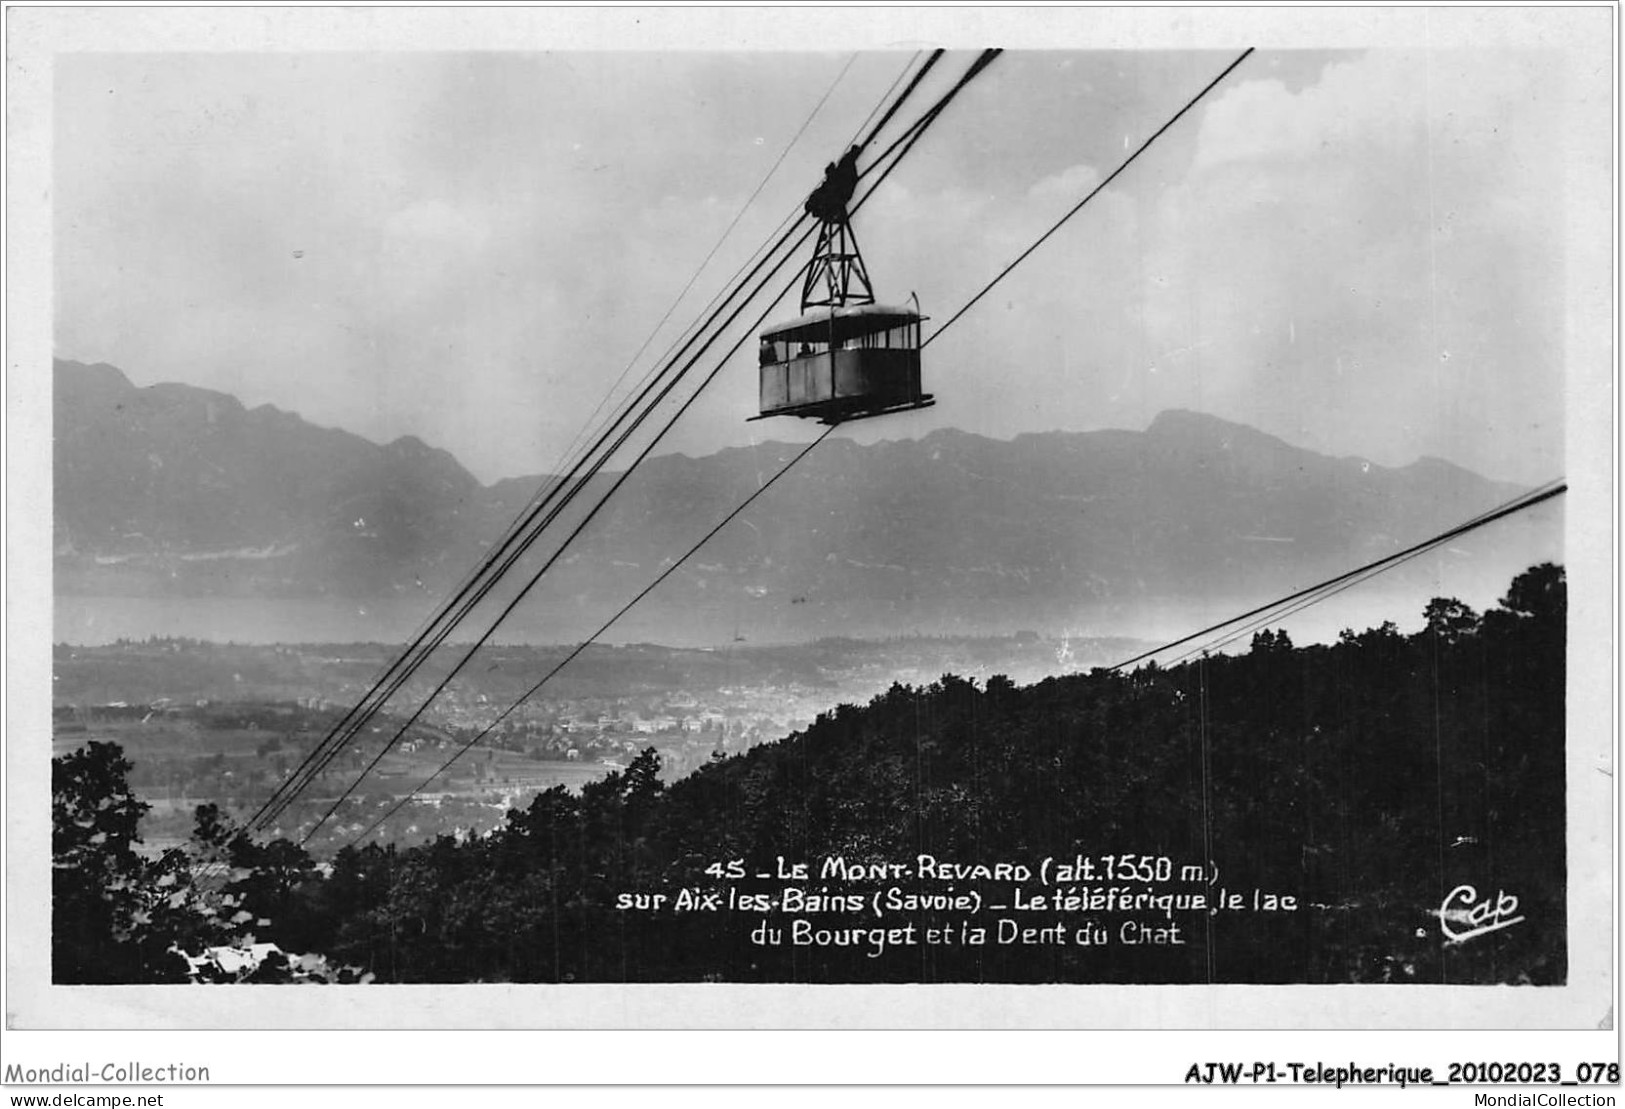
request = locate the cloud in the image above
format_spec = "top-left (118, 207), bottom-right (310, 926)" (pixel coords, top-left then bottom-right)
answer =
top-left (383, 199), bottom-right (493, 250)
top-left (52, 49), bottom-right (1570, 486)
top-left (1161, 50), bottom-right (1561, 479)
top-left (1027, 162), bottom-right (1102, 203)
top-left (832, 49), bottom-right (1566, 487)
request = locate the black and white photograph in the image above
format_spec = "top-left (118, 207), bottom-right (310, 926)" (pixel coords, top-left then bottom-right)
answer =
top-left (3, 3), bottom-right (1616, 1083)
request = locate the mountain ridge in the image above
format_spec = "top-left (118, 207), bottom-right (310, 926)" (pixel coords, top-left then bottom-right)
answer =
top-left (52, 358), bottom-right (1551, 642)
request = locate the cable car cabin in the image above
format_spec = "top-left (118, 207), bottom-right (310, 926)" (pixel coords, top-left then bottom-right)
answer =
top-left (754, 304), bottom-right (932, 425)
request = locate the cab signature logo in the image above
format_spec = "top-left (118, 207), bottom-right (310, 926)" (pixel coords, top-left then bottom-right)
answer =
top-left (1437, 884), bottom-right (1525, 944)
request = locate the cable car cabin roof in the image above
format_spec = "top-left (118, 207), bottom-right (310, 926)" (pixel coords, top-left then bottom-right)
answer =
top-left (761, 303), bottom-right (923, 344)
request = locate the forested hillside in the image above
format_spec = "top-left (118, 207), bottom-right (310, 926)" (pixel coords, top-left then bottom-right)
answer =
top-left (54, 565), bottom-right (1566, 985)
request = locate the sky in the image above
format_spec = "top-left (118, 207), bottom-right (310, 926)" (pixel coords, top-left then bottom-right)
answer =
top-left (53, 26), bottom-right (1582, 487)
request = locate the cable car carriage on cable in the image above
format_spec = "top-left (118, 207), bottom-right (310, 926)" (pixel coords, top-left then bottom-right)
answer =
top-left (753, 147), bottom-right (932, 425)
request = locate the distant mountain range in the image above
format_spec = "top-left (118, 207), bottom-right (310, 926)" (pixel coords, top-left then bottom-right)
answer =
top-left (53, 358), bottom-right (1555, 641)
